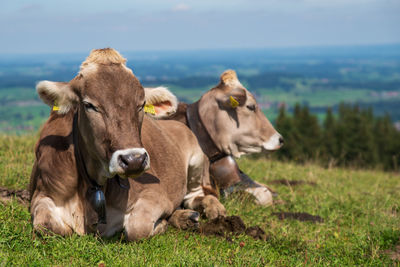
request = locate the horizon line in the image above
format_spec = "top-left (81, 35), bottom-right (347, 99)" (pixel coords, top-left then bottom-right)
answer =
top-left (1, 42), bottom-right (400, 57)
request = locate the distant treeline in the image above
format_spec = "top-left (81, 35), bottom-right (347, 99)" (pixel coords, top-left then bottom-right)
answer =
top-left (305, 101), bottom-right (400, 125)
top-left (142, 72), bottom-right (400, 92)
top-left (2, 68), bottom-right (400, 92)
top-left (273, 103), bottom-right (400, 171)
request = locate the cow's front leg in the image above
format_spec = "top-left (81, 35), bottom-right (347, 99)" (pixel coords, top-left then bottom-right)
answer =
top-left (239, 171), bottom-right (274, 206)
top-left (211, 156), bottom-right (274, 206)
top-left (31, 196), bottom-right (74, 236)
top-left (184, 186), bottom-right (226, 220)
top-left (185, 151), bottom-right (226, 219)
top-left (124, 197), bottom-right (172, 241)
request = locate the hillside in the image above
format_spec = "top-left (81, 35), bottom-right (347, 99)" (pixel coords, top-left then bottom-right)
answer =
top-left (0, 135), bottom-right (399, 265)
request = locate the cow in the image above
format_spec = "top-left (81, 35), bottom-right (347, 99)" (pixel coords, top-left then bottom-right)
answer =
top-left (29, 48), bottom-right (225, 241)
top-left (145, 70), bottom-right (283, 206)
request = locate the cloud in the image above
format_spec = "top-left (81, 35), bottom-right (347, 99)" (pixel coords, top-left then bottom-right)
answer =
top-left (1, 0), bottom-right (399, 53)
top-left (18, 4), bottom-right (42, 13)
top-left (171, 3), bottom-right (191, 12)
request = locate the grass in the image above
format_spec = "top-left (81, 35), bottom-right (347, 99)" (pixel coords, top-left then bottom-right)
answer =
top-left (257, 88), bottom-right (374, 107)
top-left (0, 87), bottom-right (50, 133)
top-left (0, 135), bottom-right (399, 266)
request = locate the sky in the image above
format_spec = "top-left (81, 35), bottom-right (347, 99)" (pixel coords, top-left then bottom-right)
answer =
top-left (1, 0), bottom-right (400, 54)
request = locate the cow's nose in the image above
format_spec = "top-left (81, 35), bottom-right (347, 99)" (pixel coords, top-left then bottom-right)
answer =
top-left (118, 152), bottom-right (148, 175)
top-left (279, 136), bottom-right (284, 146)
top-left (109, 148), bottom-right (150, 177)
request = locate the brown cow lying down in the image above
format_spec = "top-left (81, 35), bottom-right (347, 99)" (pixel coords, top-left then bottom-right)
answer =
top-left (29, 48), bottom-right (225, 240)
top-left (145, 70), bottom-right (283, 206)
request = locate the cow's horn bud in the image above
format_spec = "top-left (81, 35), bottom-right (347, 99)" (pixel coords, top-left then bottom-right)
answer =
top-left (220, 70), bottom-right (239, 85)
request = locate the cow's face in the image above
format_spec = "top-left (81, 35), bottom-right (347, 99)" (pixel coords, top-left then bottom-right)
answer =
top-left (198, 70), bottom-right (283, 158)
top-left (36, 48), bottom-right (151, 182)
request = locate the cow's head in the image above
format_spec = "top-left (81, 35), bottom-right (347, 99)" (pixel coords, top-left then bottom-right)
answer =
top-left (198, 70), bottom-right (283, 158)
top-left (36, 48), bottom-right (176, 184)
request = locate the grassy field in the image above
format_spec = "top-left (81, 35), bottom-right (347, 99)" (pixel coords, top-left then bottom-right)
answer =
top-left (0, 135), bottom-right (399, 266)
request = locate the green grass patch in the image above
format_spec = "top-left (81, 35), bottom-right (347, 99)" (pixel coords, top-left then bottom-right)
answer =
top-left (258, 88), bottom-right (374, 107)
top-left (0, 135), bottom-right (399, 265)
top-left (0, 87), bottom-right (50, 133)
top-left (0, 87), bottom-right (39, 102)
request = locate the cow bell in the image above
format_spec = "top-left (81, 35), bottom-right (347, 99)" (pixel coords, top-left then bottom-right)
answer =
top-left (88, 187), bottom-right (107, 225)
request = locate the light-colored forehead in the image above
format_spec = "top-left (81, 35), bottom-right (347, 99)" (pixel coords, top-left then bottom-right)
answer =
top-left (78, 49), bottom-right (133, 77)
top-left (74, 49), bottom-right (144, 105)
top-left (224, 78), bottom-right (243, 88)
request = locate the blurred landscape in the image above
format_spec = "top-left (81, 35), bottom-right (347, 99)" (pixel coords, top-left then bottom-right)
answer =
top-left (1, 1), bottom-right (399, 264)
top-left (1, 44), bottom-right (400, 133)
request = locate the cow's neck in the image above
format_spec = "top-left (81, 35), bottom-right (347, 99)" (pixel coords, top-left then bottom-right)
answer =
top-left (72, 111), bottom-right (107, 225)
top-left (186, 101), bottom-right (226, 163)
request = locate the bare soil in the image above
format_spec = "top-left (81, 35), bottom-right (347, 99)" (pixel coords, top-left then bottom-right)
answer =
top-left (268, 179), bottom-right (317, 186)
top-left (0, 186), bottom-right (29, 205)
top-left (199, 216), bottom-right (267, 241)
top-left (272, 212), bottom-right (324, 223)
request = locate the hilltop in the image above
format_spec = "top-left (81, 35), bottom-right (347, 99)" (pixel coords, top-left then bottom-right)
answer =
top-left (0, 134), bottom-right (399, 265)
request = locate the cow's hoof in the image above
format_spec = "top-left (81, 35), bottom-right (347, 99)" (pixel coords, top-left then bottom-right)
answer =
top-left (245, 186), bottom-right (273, 206)
top-left (169, 209), bottom-right (200, 230)
top-left (202, 195), bottom-right (226, 220)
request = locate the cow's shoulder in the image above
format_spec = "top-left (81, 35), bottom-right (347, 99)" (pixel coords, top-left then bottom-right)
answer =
top-left (36, 110), bottom-right (74, 157)
top-left (33, 110), bottom-right (78, 199)
top-left (152, 118), bottom-right (199, 155)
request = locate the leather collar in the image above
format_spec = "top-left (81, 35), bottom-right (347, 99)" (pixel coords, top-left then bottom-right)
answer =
top-left (72, 111), bottom-right (107, 225)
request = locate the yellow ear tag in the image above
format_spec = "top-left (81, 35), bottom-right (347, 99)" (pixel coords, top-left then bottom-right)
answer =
top-left (230, 96), bottom-right (239, 108)
top-left (52, 101), bottom-right (60, 111)
top-left (144, 104), bottom-right (156, 115)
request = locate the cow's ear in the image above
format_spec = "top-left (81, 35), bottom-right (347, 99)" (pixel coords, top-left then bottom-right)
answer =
top-left (216, 70), bottom-right (247, 109)
top-left (221, 88), bottom-right (247, 109)
top-left (36, 81), bottom-right (78, 114)
top-left (144, 86), bottom-right (178, 119)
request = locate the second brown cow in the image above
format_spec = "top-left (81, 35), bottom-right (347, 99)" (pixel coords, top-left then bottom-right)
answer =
top-left (146, 70), bottom-right (283, 205)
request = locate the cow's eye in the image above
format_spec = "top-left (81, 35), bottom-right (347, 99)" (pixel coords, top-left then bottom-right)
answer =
top-left (83, 101), bottom-right (98, 112)
top-left (138, 101), bottom-right (146, 112)
top-left (246, 105), bottom-right (256, 112)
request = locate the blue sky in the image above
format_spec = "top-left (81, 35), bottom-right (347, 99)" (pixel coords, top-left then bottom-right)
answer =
top-left (1, 0), bottom-right (399, 54)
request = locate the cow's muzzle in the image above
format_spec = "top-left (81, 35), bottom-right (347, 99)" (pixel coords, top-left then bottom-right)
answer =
top-left (262, 133), bottom-right (284, 151)
top-left (109, 148), bottom-right (150, 177)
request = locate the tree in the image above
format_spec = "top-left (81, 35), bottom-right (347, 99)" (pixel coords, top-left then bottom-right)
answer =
top-left (293, 104), bottom-right (321, 161)
top-left (322, 107), bottom-right (338, 166)
top-left (335, 104), bottom-right (376, 168)
top-left (374, 114), bottom-right (400, 170)
top-left (275, 104), bottom-right (297, 160)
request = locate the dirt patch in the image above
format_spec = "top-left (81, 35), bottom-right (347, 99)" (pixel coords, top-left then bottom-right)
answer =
top-left (198, 216), bottom-right (267, 241)
top-left (0, 187), bottom-right (30, 205)
top-left (272, 212), bottom-right (324, 223)
top-left (384, 245), bottom-right (400, 261)
top-left (199, 216), bottom-right (246, 236)
top-left (245, 226), bottom-right (268, 241)
top-left (268, 179), bottom-right (317, 187)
